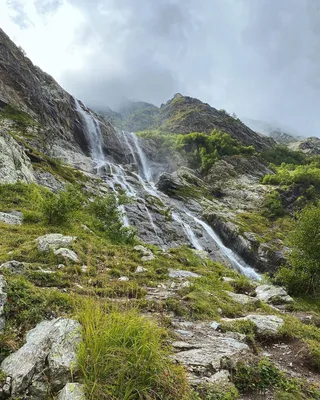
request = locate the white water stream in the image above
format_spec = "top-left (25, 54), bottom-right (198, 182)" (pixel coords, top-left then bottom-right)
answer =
top-left (75, 99), bottom-right (261, 280)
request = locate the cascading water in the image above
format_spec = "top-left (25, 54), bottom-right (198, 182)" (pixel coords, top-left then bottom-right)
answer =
top-left (172, 212), bottom-right (203, 251)
top-left (75, 99), bottom-right (105, 168)
top-left (129, 132), bottom-right (152, 181)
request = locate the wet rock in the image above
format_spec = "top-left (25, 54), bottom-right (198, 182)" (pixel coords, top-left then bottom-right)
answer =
top-left (0, 260), bottom-right (26, 274)
top-left (37, 234), bottom-right (77, 252)
top-left (0, 211), bottom-right (22, 225)
top-left (225, 291), bottom-right (258, 306)
top-left (0, 318), bottom-right (82, 399)
top-left (255, 284), bottom-right (293, 304)
top-left (168, 269), bottom-right (201, 279)
top-left (57, 383), bottom-right (86, 400)
top-left (133, 245), bottom-right (155, 261)
top-left (0, 275), bottom-right (7, 332)
top-left (54, 248), bottom-right (79, 263)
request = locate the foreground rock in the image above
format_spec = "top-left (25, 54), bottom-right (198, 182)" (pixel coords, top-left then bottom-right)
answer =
top-left (171, 319), bottom-right (251, 383)
top-left (57, 383), bottom-right (86, 400)
top-left (0, 211), bottom-right (22, 225)
top-left (54, 248), bottom-right (80, 263)
top-left (0, 275), bottom-right (7, 332)
top-left (0, 260), bottom-right (26, 274)
top-left (0, 318), bottom-right (82, 399)
top-left (37, 234), bottom-right (77, 252)
top-left (225, 291), bottom-right (258, 306)
top-left (222, 314), bottom-right (284, 336)
top-left (255, 284), bottom-right (293, 304)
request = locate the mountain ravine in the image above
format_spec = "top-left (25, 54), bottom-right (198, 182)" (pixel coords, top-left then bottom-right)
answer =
top-left (0, 27), bottom-right (320, 400)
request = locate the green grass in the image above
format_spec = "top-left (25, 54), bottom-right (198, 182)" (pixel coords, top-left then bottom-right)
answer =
top-left (77, 300), bottom-right (191, 400)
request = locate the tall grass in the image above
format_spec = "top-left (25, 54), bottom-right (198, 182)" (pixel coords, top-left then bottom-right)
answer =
top-left (77, 300), bottom-right (191, 400)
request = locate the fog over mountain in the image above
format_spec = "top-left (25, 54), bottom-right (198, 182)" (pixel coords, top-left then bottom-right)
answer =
top-left (1, 0), bottom-right (320, 136)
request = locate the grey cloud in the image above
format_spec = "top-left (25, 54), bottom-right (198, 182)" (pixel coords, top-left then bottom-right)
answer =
top-left (58, 0), bottom-right (320, 135)
top-left (6, 0), bottom-right (32, 29)
top-left (34, 0), bottom-right (63, 15)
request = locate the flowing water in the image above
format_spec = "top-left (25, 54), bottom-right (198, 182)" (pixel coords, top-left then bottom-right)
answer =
top-left (74, 99), bottom-right (261, 279)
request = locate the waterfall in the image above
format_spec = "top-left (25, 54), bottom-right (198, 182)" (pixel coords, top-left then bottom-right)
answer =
top-left (75, 99), bottom-right (105, 167)
top-left (187, 213), bottom-right (261, 280)
top-left (128, 132), bottom-right (152, 181)
top-left (172, 212), bottom-right (203, 250)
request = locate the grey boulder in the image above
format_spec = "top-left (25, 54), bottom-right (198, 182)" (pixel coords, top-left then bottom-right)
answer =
top-left (37, 234), bottom-right (77, 252)
top-left (255, 284), bottom-right (293, 304)
top-left (0, 211), bottom-right (23, 225)
top-left (1, 318), bottom-right (82, 399)
top-left (58, 383), bottom-right (86, 400)
top-left (0, 260), bottom-right (26, 274)
top-left (54, 248), bottom-right (80, 263)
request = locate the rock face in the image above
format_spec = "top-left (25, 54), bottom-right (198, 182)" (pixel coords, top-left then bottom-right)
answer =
top-left (0, 275), bottom-right (7, 332)
top-left (36, 234), bottom-right (77, 252)
top-left (0, 318), bottom-right (82, 399)
top-left (58, 383), bottom-right (86, 400)
top-left (289, 136), bottom-right (320, 155)
top-left (0, 130), bottom-right (34, 184)
top-left (255, 285), bottom-right (293, 304)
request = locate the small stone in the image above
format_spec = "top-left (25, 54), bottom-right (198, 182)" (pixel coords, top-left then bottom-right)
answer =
top-left (175, 329), bottom-right (194, 337)
top-left (135, 266), bottom-right (147, 273)
top-left (210, 321), bottom-right (220, 330)
top-left (58, 264), bottom-right (65, 269)
top-left (118, 276), bottom-right (129, 281)
top-left (0, 275), bottom-right (8, 332)
top-left (81, 265), bottom-right (88, 273)
top-left (54, 248), bottom-right (79, 263)
top-left (223, 277), bottom-right (236, 283)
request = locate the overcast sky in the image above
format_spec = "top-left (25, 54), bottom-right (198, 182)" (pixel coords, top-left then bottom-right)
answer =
top-left (1, 0), bottom-right (320, 136)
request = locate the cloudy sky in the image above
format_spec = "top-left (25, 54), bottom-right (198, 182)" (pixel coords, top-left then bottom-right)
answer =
top-left (1, 0), bottom-right (320, 136)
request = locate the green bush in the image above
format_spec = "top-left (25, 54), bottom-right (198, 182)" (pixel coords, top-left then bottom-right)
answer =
top-left (262, 191), bottom-right (285, 219)
top-left (41, 185), bottom-right (83, 225)
top-left (262, 145), bottom-right (306, 166)
top-left (275, 204), bottom-right (320, 295)
top-left (77, 301), bottom-right (191, 399)
top-left (177, 130), bottom-right (255, 171)
top-left (89, 194), bottom-right (135, 244)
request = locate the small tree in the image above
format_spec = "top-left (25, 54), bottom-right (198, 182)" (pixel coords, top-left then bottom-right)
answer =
top-left (275, 204), bottom-right (320, 294)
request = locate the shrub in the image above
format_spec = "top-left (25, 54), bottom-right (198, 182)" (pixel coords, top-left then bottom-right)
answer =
top-left (262, 145), bottom-right (306, 166)
top-left (77, 301), bottom-right (191, 399)
top-left (262, 191), bottom-right (285, 219)
top-left (41, 185), bottom-right (83, 225)
top-left (89, 194), bottom-right (135, 244)
top-left (275, 204), bottom-right (320, 295)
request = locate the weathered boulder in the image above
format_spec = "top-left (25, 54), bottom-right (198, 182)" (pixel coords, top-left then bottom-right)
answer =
top-left (133, 245), bottom-right (155, 262)
top-left (0, 275), bottom-right (7, 332)
top-left (0, 260), bottom-right (26, 274)
top-left (0, 130), bottom-right (34, 184)
top-left (57, 383), bottom-right (86, 400)
top-left (168, 269), bottom-right (201, 279)
top-left (222, 314), bottom-right (284, 336)
top-left (54, 248), bottom-right (79, 263)
top-left (36, 234), bottom-right (77, 252)
top-left (0, 318), bottom-right (82, 399)
top-left (0, 211), bottom-right (23, 225)
top-left (225, 291), bottom-right (258, 306)
top-left (255, 285), bottom-right (293, 304)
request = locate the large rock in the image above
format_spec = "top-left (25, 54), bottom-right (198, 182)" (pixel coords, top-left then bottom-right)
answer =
top-left (222, 314), bottom-right (284, 336)
top-left (168, 269), bottom-right (201, 279)
top-left (133, 245), bottom-right (155, 262)
top-left (225, 291), bottom-right (258, 306)
top-left (0, 318), bottom-right (82, 399)
top-left (36, 234), bottom-right (77, 252)
top-left (255, 285), bottom-right (293, 304)
top-left (58, 383), bottom-right (86, 400)
top-left (0, 211), bottom-right (23, 225)
top-left (0, 260), bottom-right (26, 274)
top-left (54, 248), bottom-right (80, 263)
top-left (0, 130), bottom-right (34, 184)
top-left (0, 275), bottom-right (7, 332)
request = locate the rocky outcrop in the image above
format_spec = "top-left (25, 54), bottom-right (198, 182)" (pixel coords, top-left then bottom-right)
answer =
top-left (0, 318), bottom-right (82, 399)
top-left (289, 136), bottom-right (320, 155)
top-left (0, 130), bottom-right (34, 184)
top-left (255, 285), bottom-right (293, 304)
top-left (36, 234), bottom-right (77, 252)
